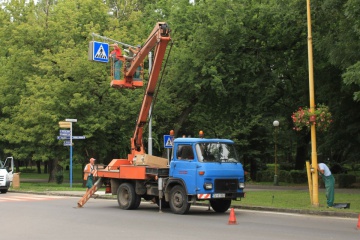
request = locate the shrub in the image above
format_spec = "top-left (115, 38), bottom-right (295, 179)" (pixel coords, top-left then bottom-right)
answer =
top-left (289, 170), bottom-right (307, 184)
top-left (337, 174), bottom-right (356, 188)
top-left (55, 171), bottom-right (64, 184)
top-left (278, 170), bottom-right (291, 183)
top-left (256, 170), bottom-right (273, 182)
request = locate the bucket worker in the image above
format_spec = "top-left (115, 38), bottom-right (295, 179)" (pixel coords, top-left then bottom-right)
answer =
top-left (84, 157), bottom-right (97, 192)
top-left (318, 162), bottom-right (335, 208)
top-left (109, 43), bottom-right (123, 80)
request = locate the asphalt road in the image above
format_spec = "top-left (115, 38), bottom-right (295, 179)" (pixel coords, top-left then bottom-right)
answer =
top-left (0, 193), bottom-right (359, 240)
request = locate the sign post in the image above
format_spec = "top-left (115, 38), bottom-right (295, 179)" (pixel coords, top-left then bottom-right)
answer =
top-left (58, 119), bottom-right (85, 188)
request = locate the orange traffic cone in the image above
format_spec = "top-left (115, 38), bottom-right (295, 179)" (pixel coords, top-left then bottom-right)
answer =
top-left (357, 214), bottom-right (360, 230)
top-left (228, 208), bottom-right (237, 225)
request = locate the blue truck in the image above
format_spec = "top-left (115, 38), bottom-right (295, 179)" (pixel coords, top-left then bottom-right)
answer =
top-left (87, 136), bottom-right (246, 215)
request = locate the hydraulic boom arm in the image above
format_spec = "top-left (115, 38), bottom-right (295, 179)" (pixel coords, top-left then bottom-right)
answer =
top-left (127, 22), bottom-right (171, 160)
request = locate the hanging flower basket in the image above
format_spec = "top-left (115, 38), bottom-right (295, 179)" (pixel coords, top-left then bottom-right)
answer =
top-left (291, 104), bottom-right (332, 132)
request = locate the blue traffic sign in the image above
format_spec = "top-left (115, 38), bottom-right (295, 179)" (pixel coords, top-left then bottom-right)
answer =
top-left (163, 135), bottom-right (174, 149)
top-left (92, 41), bottom-right (109, 63)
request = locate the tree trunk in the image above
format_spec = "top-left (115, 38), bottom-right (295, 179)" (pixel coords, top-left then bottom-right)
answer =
top-left (48, 159), bottom-right (58, 183)
top-left (294, 133), bottom-right (310, 170)
top-left (15, 159), bottom-right (20, 173)
top-left (36, 161), bottom-right (41, 174)
top-left (44, 161), bottom-right (48, 174)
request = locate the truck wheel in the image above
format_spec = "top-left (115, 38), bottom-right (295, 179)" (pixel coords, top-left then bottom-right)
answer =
top-left (117, 183), bottom-right (138, 210)
top-left (1, 189), bottom-right (8, 194)
top-left (210, 199), bottom-right (231, 213)
top-left (133, 195), bottom-right (141, 209)
top-left (169, 185), bottom-right (190, 214)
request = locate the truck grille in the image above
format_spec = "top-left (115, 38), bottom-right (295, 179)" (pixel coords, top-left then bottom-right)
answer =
top-left (0, 176), bottom-right (4, 181)
top-left (214, 179), bottom-right (238, 193)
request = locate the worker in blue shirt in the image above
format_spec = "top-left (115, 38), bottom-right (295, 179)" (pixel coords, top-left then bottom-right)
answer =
top-left (318, 163), bottom-right (335, 207)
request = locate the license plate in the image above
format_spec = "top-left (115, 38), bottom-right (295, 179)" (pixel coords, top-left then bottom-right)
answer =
top-left (212, 193), bottom-right (225, 198)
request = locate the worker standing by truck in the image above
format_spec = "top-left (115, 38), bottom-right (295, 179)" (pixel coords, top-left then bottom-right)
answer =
top-left (84, 158), bottom-right (97, 192)
top-left (318, 162), bottom-right (335, 208)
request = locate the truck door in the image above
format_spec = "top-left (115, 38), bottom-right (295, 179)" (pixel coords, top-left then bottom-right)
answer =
top-left (170, 144), bottom-right (197, 195)
top-left (5, 157), bottom-right (14, 182)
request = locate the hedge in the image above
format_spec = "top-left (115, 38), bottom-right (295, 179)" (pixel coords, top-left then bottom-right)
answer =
top-left (337, 174), bottom-right (356, 188)
top-left (256, 170), bottom-right (307, 184)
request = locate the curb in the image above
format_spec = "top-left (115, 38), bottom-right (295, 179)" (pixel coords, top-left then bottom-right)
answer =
top-left (9, 190), bottom-right (358, 218)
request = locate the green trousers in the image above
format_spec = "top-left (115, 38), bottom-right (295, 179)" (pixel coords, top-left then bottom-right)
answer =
top-left (321, 174), bottom-right (335, 207)
top-left (86, 175), bottom-right (94, 189)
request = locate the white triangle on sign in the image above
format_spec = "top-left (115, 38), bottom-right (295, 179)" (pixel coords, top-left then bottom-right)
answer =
top-left (165, 138), bottom-right (173, 147)
top-left (94, 44), bottom-right (108, 59)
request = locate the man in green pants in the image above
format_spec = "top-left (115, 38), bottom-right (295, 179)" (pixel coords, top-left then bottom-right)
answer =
top-left (318, 163), bottom-right (335, 207)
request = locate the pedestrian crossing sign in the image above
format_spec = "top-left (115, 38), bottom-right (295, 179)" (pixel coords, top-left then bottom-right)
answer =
top-left (163, 135), bottom-right (174, 149)
top-left (89, 41), bottom-right (109, 63)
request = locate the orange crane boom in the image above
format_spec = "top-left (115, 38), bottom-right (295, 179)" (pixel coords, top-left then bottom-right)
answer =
top-left (111, 22), bottom-right (171, 161)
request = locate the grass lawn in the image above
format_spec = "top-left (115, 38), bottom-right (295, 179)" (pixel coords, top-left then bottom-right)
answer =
top-left (234, 190), bottom-right (360, 213)
top-left (19, 165), bottom-right (84, 182)
top-left (11, 182), bottom-right (85, 192)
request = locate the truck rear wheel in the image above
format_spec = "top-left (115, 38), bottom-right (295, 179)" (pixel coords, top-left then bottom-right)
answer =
top-left (169, 185), bottom-right (190, 214)
top-left (117, 183), bottom-right (139, 210)
top-left (210, 199), bottom-right (231, 213)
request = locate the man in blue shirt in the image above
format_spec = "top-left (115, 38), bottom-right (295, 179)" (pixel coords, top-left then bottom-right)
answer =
top-left (318, 163), bottom-right (335, 207)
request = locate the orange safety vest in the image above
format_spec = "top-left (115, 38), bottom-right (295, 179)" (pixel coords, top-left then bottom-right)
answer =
top-left (83, 163), bottom-right (94, 180)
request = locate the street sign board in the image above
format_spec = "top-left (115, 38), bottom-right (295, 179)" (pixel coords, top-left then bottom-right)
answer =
top-left (72, 136), bottom-right (86, 139)
top-left (57, 136), bottom-right (86, 140)
top-left (163, 135), bottom-right (174, 149)
top-left (65, 119), bottom-right (77, 122)
top-left (89, 41), bottom-right (109, 63)
top-left (59, 121), bottom-right (71, 128)
top-left (63, 141), bottom-right (72, 146)
top-left (59, 130), bottom-right (71, 136)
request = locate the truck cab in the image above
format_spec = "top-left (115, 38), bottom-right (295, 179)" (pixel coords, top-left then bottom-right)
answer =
top-left (0, 157), bottom-right (14, 194)
top-left (166, 138), bottom-right (245, 214)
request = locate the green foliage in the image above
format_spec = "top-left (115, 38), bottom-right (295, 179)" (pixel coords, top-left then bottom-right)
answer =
top-left (256, 170), bottom-right (306, 184)
top-left (55, 171), bottom-right (64, 184)
top-left (337, 174), bottom-right (357, 188)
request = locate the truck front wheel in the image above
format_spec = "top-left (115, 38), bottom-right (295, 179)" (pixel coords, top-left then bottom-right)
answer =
top-left (117, 183), bottom-right (139, 210)
top-left (169, 185), bottom-right (190, 214)
top-left (1, 189), bottom-right (8, 194)
top-left (210, 199), bottom-right (231, 213)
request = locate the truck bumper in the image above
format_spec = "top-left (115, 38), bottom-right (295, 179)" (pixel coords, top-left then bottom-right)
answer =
top-left (0, 181), bottom-right (10, 189)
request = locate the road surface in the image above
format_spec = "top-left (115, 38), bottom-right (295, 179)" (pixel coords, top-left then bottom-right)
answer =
top-left (0, 193), bottom-right (358, 240)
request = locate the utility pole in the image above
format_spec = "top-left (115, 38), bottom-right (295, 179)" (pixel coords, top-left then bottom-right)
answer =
top-left (306, 0), bottom-right (319, 206)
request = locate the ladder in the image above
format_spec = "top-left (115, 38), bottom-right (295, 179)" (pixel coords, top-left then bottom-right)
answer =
top-left (77, 178), bottom-right (103, 208)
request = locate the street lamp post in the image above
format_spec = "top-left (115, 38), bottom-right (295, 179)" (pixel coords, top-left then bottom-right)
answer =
top-left (273, 120), bottom-right (279, 186)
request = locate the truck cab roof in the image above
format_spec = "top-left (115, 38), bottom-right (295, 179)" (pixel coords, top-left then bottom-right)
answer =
top-left (173, 138), bottom-right (234, 144)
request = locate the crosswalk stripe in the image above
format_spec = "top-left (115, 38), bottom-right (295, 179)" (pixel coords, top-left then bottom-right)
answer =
top-left (0, 195), bottom-right (66, 202)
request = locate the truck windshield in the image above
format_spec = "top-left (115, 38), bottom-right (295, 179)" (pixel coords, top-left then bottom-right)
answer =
top-left (196, 143), bottom-right (240, 163)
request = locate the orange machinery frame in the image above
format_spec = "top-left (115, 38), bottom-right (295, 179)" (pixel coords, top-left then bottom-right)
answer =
top-left (97, 22), bottom-right (171, 180)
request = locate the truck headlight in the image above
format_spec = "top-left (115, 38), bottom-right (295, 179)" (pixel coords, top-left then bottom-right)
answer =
top-left (204, 183), bottom-right (213, 190)
top-left (238, 182), bottom-right (245, 189)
